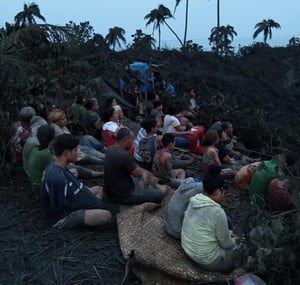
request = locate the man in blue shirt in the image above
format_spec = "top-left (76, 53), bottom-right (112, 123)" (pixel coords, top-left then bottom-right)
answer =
top-left (40, 134), bottom-right (111, 229)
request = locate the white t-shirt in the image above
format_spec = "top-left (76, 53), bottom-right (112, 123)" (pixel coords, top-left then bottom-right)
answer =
top-left (102, 121), bottom-right (119, 132)
top-left (163, 114), bottom-right (180, 133)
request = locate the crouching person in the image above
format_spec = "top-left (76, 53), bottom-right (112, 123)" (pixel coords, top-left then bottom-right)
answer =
top-left (40, 134), bottom-right (111, 229)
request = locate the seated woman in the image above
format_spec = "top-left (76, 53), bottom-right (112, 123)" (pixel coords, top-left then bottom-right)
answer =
top-left (181, 165), bottom-right (240, 272)
top-left (152, 133), bottom-right (185, 187)
top-left (48, 109), bottom-right (105, 164)
top-left (101, 107), bottom-right (122, 148)
top-left (163, 104), bottom-right (204, 155)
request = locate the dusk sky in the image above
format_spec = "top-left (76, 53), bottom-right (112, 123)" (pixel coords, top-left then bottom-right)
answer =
top-left (1, 0), bottom-right (299, 50)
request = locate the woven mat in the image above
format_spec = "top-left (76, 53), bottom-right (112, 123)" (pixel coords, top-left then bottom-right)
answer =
top-left (117, 186), bottom-right (243, 284)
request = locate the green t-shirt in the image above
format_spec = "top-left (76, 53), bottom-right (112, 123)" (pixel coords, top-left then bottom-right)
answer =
top-left (28, 147), bottom-right (54, 184)
top-left (69, 103), bottom-right (87, 122)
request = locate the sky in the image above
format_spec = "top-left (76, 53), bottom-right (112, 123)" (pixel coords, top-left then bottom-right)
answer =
top-left (1, 0), bottom-right (299, 50)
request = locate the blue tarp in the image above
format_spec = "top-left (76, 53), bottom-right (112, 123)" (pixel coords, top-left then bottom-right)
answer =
top-left (122, 61), bottom-right (176, 97)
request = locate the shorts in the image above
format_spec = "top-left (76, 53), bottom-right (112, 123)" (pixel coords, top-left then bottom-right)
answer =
top-left (52, 209), bottom-right (85, 229)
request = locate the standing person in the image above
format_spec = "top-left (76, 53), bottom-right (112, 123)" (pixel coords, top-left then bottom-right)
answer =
top-left (181, 165), bottom-right (240, 272)
top-left (104, 127), bottom-right (166, 205)
top-left (40, 134), bottom-right (111, 229)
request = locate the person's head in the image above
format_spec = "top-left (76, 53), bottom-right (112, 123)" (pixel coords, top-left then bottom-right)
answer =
top-left (222, 121), bottom-right (233, 135)
top-left (217, 129), bottom-right (228, 141)
top-left (203, 165), bottom-right (226, 203)
top-left (74, 95), bottom-right (86, 105)
top-left (202, 130), bottom-right (219, 147)
top-left (187, 87), bottom-right (196, 97)
top-left (162, 133), bottom-right (175, 148)
top-left (116, 127), bottom-right (135, 151)
top-left (153, 100), bottom-right (163, 112)
top-left (141, 116), bottom-right (157, 134)
top-left (37, 125), bottom-right (55, 150)
top-left (48, 109), bottom-right (67, 128)
top-left (101, 107), bottom-right (118, 123)
top-left (166, 104), bottom-right (177, 116)
top-left (113, 104), bottom-right (124, 119)
top-left (85, 97), bottom-right (99, 112)
top-left (52, 134), bottom-right (79, 162)
top-left (20, 106), bottom-right (36, 125)
top-left (104, 96), bottom-right (118, 109)
top-left (30, 116), bottom-right (48, 138)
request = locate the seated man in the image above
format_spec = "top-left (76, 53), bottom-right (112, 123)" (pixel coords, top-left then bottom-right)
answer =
top-left (104, 127), bottom-right (166, 205)
top-left (40, 134), bottom-right (111, 229)
top-left (28, 125), bottom-right (104, 195)
top-left (164, 104), bottom-right (204, 155)
top-left (152, 133), bottom-right (186, 186)
top-left (136, 116), bottom-right (162, 170)
top-left (82, 97), bottom-right (102, 140)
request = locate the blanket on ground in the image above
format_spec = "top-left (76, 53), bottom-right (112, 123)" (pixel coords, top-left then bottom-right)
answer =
top-left (117, 186), bottom-right (243, 284)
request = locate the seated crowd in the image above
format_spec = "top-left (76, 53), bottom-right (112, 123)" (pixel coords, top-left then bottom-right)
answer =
top-left (11, 91), bottom-right (293, 274)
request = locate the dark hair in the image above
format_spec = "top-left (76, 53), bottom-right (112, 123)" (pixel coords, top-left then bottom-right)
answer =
top-left (166, 104), bottom-right (177, 115)
top-left (222, 121), bottom-right (232, 131)
top-left (141, 117), bottom-right (157, 133)
top-left (104, 96), bottom-right (117, 109)
top-left (75, 95), bottom-right (84, 104)
top-left (101, 107), bottom-right (115, 123)
top-left (162, 133), bottom-right (175, 147)
top-left (116, 127), bottom-right (131, 142)
top-left (37, 125), bottom-right (55, 150)
top-left (52, 134), bottom-right (79, 157)
top-left (84, 98), bottom-right (98, 110)
top-left (217, 129), bottom-right (224, 138)
top-left (203, 165), bottom-right (225, 194)
top-left (202, 130), bottom-right (218, 146)
top-left (153, 100), bottom-right (162, 109)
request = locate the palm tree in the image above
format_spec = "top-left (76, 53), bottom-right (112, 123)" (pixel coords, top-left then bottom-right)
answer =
top-left (174, 0), bottom-right (189, 46)
top-left (288, 36), bottom-right (300, 47)
top-left (130, 29), bottom-right (156, 51)
top-left (104, 26), bottom-right (126, 51)
top-left (145, 4), bottom-right (183, 49)
top-left (253, 19), bottom-right (281, 44)
top-left (14, 2), bottom-right (46, 28)
top-left (209, 25), bottom-right (237, 56)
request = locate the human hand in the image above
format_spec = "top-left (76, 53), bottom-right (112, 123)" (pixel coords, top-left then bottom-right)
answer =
top-left (69, 168), bottom-right (78, 177)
